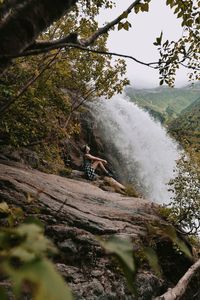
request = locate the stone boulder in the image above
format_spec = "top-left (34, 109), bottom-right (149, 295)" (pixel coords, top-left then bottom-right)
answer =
top-left (0, 161), bottom-right (193, 299)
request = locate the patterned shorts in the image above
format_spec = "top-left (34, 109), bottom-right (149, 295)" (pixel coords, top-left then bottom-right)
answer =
top-left (84, 163), bottom-right (96, 180)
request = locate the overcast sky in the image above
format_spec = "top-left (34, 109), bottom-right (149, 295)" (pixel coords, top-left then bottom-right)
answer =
top-left (99, 0), bottom-right (189, 88)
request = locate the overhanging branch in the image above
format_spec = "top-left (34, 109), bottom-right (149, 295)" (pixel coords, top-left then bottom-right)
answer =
top-left (13, 43), bottom-right (160, 69)
top-left (0, 0), bottom-right (77, 72)
top-left (0, 0), bottom-right (162, 71)
top-left (0, 0), bottom-right (142, 59)
top-left (65, 46), bottom-right (159, 69)
top-left (81, 0), bottom-right (142, 47)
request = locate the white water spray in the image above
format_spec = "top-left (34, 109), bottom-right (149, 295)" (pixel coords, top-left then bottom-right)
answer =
top-left (91, 95), bottom-right (180, 203)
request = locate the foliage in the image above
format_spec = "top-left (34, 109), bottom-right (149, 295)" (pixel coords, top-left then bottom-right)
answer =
top-left (0, 0), bottom-right (199, 157)
top-left (98, 226), bottom-right (192, 295)
top-left (0, 202), bottom-right (24, 227)
top-left (124, 184), bottom-right (140, 197)
top-left (0, 0), bottom-right (199, 87)
top-left (168, 155), bottom-right (200, 235)
top-left (147, 222), bottom-right (192, 258)
top-left (0, 202), bottom-right (73, 300)
top-left (154, 0), bottom-right (200, 86)
top-left (142, 246), bottom-right (161, 276)
top-left (125, 84), bottom-right (200, 124)
top-left (0, 7), bottom-right (129, 157)
top-left (59, 167), bottom-right (72, 177)
top-left (98, 236), bottom-right (136, 294)
top-left (52, 0), bottom-right (200, 87)
top-left (169, 95), bottom-right (200, 167)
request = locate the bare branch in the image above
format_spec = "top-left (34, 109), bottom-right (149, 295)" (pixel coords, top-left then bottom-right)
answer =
top-left (180, 62), bottom-right (200, 71)
top-left (66, 46), bottom-right (159, 69)
top-left (1, 0), bottom-right (142, 58)
top-left (9, 43), bottom-right (160, 69)
top-left (62, 87), bottom-right (96, 129)
top-left (26, 33), bottom-right (78, 52)
top-left (0, 50), bottom-right (61, 115)
top-left (155, 258), bottom-right (200, 300)
top-left (81, 0), bottom-right (142, 46)
top-left (0, 0), bottom-right (162, 72)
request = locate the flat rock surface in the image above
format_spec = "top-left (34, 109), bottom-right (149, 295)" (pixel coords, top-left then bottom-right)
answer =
top-left (0, 161), bottom-right (165, 299)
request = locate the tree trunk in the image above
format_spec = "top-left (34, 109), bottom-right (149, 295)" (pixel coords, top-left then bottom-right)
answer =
top-left (0, 0), bottom-right (77, 71)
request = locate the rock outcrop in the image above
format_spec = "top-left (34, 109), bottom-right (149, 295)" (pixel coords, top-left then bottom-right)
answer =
top-left (0, 160), bottom-right (194, 299)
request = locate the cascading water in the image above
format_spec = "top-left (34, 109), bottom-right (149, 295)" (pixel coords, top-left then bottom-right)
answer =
top-left (90, 94), bottom-right (180, 203)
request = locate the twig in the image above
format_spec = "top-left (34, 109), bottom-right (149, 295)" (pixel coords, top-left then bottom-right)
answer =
top-left (155, 258), bottom-right (200, 300)
top-left (68, 46), bottom-right (159, 68)
top-left (63, 87), bottom-right (96, 129)
top-left (0, 50), bottom-right (60, 115)
top-left (56, 198), bottom-right (68, 214)
top-left (82, 0), bottom-right (142, 46)
top-left (8, 43), bottom-right (160, 69)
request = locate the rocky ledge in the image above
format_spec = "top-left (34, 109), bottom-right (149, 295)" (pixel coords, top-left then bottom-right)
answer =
top-left (0, 161), bottom-right (194, 299)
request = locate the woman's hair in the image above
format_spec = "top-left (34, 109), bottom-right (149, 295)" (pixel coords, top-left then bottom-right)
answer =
top-left (81, 144), bottom-right (88, 153)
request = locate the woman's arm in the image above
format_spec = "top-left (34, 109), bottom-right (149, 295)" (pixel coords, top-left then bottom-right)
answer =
top-left (85, 154), bottom-right (107, 164)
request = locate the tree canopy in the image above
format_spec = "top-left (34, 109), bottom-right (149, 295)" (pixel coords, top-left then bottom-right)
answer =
top-left (0, 0), bottom-right (199, 154)
top-left (0, 0), bottom-right (199, 85)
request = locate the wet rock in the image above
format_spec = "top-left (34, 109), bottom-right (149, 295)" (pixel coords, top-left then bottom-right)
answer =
top-left (0, 161), bottom-right (193, 299)
top-left (136, 272), bottom-right (166, 300)
top-left (58, 239), bottom-right (78, 254)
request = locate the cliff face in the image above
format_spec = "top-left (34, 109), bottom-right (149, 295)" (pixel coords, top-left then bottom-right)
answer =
top-left (0, 159), bottom-right (195, 299)
top-left (0, 159), bottom-right (167, 299)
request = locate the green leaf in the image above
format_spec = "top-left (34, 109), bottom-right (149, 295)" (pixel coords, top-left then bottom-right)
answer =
top-left (120, 11), bottom-right (128, 20)
top-left (141, 3), bottom-right (149, 12)
top-left (15, 224), bottom-right (57, 259)
top-left (123, 21), bottom-right (130, 31)
top-left (6, 258), bottom-right (73, 300)
top-left (174, 6), bottom-right (180, 14)
top-left (146, 223), bottom-right (192, 258)
top-left (26, 193), bottom-right (36, 204)
top-left (0, 202), bottom-right (10, 217)
top-left (0, 223), bottom-right (72, 299)
top-left (0, 287), bottom-right (7, 300)
top-left (177, 11), bottom-right (183, 18)
top-left (11, 247), bottom-right (36, 262)
top-left (160, 79), bottom-right (164, 85)
top-left (98, 236), bottom-right (136, 294)
top-left (23, 216), bottom-right (44, 229)
top-left (134, 4), bottom-right (140, 14)
top-left (156, 31), bottom-right (163, 46)
top-left (143, 247), bottom-right (161, 276)
top-left (166, 0), bottom-right (173, 6)
top-left (175, 237), bottom-right (192, 258)
top-left (159, 224), bottom-right (192, 258)
top-left (154, 31), bottom-right (163, 47)
top-left (159, 224), bottom-right (177, 240)
top-left (118, 22), bottom-right (124, 31)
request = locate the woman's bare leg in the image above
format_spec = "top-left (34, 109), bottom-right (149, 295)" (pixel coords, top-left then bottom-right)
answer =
top-left (92, 161), bottom-right (108, 174)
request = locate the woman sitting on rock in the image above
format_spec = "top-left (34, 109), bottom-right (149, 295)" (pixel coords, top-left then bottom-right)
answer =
top-left (82, 145), bottom-right (112, 180)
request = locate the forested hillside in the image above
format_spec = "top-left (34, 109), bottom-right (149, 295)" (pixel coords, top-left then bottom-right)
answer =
top-left (126, 84), bottom-right (200, 123)
top-left (169, 96), bottom-right (200, 167)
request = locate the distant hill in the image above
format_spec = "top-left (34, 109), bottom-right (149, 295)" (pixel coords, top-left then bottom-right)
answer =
top-left (125, 83), bottom-right (200, 167)
top-left (125, 84), bottom-right (200, 123)
top-left (168, 96), bottom-right (200, 166)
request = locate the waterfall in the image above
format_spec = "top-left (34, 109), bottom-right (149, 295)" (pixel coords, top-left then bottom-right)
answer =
top-left (90, 94), bottom-right (180, 203)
